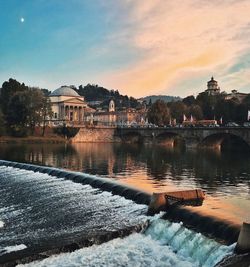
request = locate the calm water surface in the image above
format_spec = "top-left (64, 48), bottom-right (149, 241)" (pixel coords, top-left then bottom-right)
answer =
top-left (0, 143), bottom-right (249, 224)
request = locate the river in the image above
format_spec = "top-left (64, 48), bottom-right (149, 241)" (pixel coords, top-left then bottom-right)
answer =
top-left (0, 142), bottom-right (249, 225)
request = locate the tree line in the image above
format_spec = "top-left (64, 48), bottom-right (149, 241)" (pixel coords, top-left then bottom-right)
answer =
top-left (1, 77), bottom-right (250, 136)
top-left (0, 78), bottom-right (52, 136)
top-left (77, 84), bottom-right (140, 109)
top-left (148, 92), bottom-right (250, 126)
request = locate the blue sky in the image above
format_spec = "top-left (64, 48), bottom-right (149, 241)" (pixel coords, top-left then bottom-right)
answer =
top-left (1, 0), bottom-right (250, 97)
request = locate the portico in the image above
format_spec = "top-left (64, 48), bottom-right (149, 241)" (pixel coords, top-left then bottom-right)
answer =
top-left (49, 86), bottom-right (91, 126)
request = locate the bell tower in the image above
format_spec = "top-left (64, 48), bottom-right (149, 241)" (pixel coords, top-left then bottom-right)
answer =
top-left (109, 99), bottom-right (115, 112)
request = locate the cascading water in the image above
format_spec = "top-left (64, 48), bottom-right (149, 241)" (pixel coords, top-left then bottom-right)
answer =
top-left (144, 219), bottom-right (235, 267)
top-left (18, 219), bottom-right (235, 267)
top-left (0, 166), bottom-right (147, 261)
top-left (0, 165), bottom-right (235, 266)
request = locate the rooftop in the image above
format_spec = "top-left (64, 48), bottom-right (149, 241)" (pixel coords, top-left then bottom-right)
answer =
top-left (50, 86), bottom-right (80, 97)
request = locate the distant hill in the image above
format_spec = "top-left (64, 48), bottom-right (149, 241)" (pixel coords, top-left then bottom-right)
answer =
top-left (76, 84), bottom-right (140, 109)
top-left (139, 95), bottom-right (182, 104)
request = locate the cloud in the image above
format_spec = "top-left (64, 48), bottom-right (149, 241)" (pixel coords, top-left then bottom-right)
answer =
top-left (101, 0), bottom-right (250, 97)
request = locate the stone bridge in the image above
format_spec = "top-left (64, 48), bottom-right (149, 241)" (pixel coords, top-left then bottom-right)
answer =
top-left (114, 126), bottom-right (250, 150)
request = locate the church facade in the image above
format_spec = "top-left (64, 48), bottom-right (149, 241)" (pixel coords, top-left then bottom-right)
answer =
top-left (49, 86), bottom-right (94, 126)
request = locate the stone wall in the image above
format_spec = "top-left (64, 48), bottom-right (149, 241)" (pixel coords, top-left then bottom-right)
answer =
top-left (70, 127), bottom-right (120, 143)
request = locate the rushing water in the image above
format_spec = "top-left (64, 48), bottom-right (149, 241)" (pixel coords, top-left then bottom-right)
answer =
top-left (18, 219), bottom-right (235, 267)
top-left (0, 166), bottom-right (147, 257)
top-left (0, 143), bottom-right (249, 224)
top-left (0, 166), bottom-right (234, 267)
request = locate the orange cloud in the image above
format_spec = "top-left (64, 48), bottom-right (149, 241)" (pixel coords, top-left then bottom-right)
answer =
top-left (101, 0), bottom-right (250, 97)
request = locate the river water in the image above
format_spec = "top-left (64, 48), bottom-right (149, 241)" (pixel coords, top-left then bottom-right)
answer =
top-left (0, 143), bottom-right (249, 224)
top-left (0, 143), bottom-right (249, 266)
top-left (0, 166), bottom-right (234, 267)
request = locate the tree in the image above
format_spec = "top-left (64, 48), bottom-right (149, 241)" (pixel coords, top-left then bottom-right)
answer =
top-left (214, 99), bottom-right (238, 123)
top-left (3, 83), bottom-right (52, 136)
top-left (0, 78), bottom-right (28, 115)
top-left (188, 104), bottom-right (203, 120)
top-left (148, 98), bottom-right (152, 107)
top-left (41, 88), bottom-right (51, 96)
top-left (7, 91), bottom-right (30, 136)
top-left (182, 95), bottom-right (196, 106)
top-left (243, 95), bottom-right (250, 107)
top-left (235, 103), bottom-right (248, 123)
top-left (41, 97), bottom-right (53, 136)
top-left (196, 92), bottom-right (222, 119)
top-left (147, 100), bottom-right (170, 126)
top-left (0, 108), bottom-right (6, 136)
top-left (169, 101), bottom-right (187, 122)
top-left (26, 88), bottom-right (46, 134)
top-left (77, 83), bottom-right (140, 109)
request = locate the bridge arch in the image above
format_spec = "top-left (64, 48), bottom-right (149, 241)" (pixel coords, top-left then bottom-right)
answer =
top-left (120, 131), bottom-right (144, 143)
top-left (156, 132), bottom-right (185, 147)
top-left (200, 133), bottom-right (250, 151)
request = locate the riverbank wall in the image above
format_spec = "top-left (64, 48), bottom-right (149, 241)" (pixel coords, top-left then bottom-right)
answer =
top-left (0, 136), bottom-right (66, 144)
top-left (70, 127), bottom-right (120, 143)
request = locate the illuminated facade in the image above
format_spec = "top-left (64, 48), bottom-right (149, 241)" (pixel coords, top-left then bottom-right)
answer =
top-left (49, 86), bottom-right (89, 126)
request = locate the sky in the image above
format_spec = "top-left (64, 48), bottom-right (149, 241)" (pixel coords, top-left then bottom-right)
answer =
top-left (1, 0), bottom-right (250, 98)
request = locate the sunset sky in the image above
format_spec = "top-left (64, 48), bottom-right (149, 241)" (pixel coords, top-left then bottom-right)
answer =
top-left (1, 0), bottom-right (250, 97)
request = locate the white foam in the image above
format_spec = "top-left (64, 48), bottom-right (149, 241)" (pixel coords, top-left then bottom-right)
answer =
top-left (18, 233), bottom-right (194, 267)
top-left (0, 244), bottom-right (27, 255)
top-left (18, 220), bottom-right (235, 267)
top-left (144, 219), bottom-right (235, 267)
top-left (0, 220), bottom-right (4, 228)
top-left (0, 165), bottom-right (235, 267)
top-left (0, 165), bottom-right (149, 255)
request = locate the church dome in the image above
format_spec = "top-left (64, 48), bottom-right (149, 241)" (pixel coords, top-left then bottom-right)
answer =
top-left (50, 86), bottom-right (80, 97)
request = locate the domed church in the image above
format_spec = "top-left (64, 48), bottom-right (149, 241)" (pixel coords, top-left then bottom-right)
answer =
top-left (49, 86), bottom-right (91, 125)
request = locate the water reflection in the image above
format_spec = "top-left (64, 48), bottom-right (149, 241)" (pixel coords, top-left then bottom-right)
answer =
top-left (0, 143), bottom-right (249, 223)
top-left (0, 143), bottom-right (250, 194)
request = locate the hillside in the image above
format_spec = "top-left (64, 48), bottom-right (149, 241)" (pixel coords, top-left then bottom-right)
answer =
top-left (76, 84), bottom-right (140, 109)
top-left (139, 95), bottom-right (182, 104)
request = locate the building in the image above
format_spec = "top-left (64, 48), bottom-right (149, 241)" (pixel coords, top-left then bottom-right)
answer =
top-left (203, 77), bottom-right (249, 101)
top-left (224, 90), bottom-right (248, 103)
top-left (93, 100), bottom-right (147, 126)
top-left (116, 108), bottom-right (147, 126)
top-left (205, 77), bottom-right (221, 95)
top-left (49, 86), bottom-right (91, 126)
top-left (48, 88), bottom-right (148, 127)
top-left (92, 100), bottom-right (117, 126)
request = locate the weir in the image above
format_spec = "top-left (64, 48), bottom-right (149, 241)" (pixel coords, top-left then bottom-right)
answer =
top-left (0, 160), bottom-right (249, 266)
top-left (0, 160), bottom-right (240, 244)
top-left (0, 164), bottom-right (148, 266)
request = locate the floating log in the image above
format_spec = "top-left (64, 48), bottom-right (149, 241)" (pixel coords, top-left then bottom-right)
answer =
top-left (148, 189), bottom-right (205, 215)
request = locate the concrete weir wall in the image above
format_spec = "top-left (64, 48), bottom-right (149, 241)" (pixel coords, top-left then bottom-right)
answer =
top-left (0, 160), bottom-right (241, 246)
top-left (70, 127), bottom-right (121, 143)
top-left (0, 160), bottom-right (150, 206)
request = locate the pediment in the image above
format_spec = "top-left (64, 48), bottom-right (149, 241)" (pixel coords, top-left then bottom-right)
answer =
top-left (59, 97), bottom-right (86, 105)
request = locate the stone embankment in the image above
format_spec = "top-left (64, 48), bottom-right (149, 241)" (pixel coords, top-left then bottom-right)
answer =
top-left (70, 127), bottom-right (120, 143)
top-left (0, 136), bottom-right (66, 144)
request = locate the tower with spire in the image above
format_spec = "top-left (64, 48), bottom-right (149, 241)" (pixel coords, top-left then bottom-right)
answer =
top-left (205, 77), bottom-right (220, 96)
